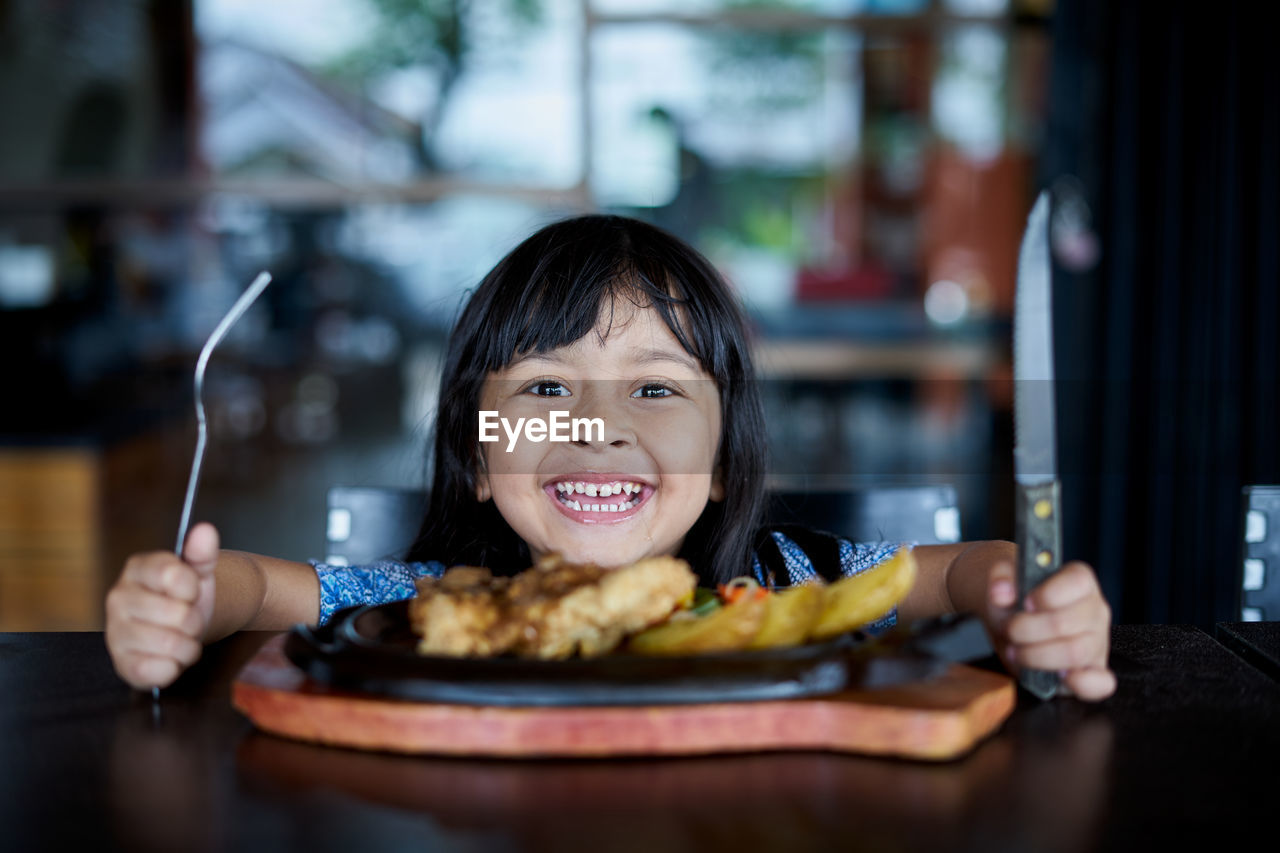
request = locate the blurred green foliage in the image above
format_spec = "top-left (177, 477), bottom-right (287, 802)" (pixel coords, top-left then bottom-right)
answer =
top-left (326, 0), bottom-right (540, 78)
top-left (323, 0), bottom-right (542, 167)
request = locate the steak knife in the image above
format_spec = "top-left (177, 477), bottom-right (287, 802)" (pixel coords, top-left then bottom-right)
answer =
top-left (1013, 192), bottom-right (1062, 700)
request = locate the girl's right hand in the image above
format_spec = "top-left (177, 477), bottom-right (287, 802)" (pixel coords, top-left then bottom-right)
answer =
top-left (105, 522), bottom-right (220, 689)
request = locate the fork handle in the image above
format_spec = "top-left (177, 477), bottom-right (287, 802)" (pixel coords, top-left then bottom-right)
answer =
top-left (174, 421), bottom-right (208, 556)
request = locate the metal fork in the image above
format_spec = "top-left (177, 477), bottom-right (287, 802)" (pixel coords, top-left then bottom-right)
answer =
top-left (156, 270), bottom-right (273, 700)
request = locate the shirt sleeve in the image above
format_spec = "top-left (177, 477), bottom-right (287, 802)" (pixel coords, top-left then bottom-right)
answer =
top-left (309, 559), bottom-right (446, 625)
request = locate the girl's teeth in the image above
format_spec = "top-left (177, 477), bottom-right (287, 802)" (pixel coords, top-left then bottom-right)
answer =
top-left (556, 491), bottom-right (643, 513)
top-left (553, 480), bottom-right (646, 508)
top-left (555, 481), bottom-right (646, 494)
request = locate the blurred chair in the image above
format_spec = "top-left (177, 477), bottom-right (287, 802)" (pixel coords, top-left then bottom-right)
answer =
top-left (767, 484), bottom-right (961, 545)
top-left (1241, 485), bottom-right (1280, 621)
top-left (325, 486), bottom-right (429, 565)
top-left (324, 483), bottom-right (961, 565)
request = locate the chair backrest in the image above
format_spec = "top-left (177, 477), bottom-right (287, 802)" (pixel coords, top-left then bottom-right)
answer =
top-left (325, 486), bottom-right (429, 566)
top-left (1241, 485), bottom-right (1280, 621)
top-left (324, 483), bottom-right (960, 565)
top-left (766, 484), bottom-right (960, 545)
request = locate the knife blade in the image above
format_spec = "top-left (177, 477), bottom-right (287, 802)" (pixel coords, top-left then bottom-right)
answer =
top-left (1013, 191), bottom-right (1062, 699)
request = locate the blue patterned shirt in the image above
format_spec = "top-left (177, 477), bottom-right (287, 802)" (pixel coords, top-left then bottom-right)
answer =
top-left (310, 531), bottom-right (908, 630)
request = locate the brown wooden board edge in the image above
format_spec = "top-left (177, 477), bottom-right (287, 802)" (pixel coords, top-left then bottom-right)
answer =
top-left (232, 633), bottom-right (1015, 762)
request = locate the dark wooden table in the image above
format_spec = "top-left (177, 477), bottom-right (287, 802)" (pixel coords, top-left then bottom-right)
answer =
top-left (3, 625), bottom-right (1277, 852)
top-left (1217, 621), bottom-right (1280, 682)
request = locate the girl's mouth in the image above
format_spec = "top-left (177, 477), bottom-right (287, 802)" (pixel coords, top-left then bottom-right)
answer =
top-left (543, 477), bottom-right (654, 524)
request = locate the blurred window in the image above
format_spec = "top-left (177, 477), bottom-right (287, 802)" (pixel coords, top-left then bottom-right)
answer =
top-left (0, 0), bottom-right (1048, 540)
top-left (186, 0), bottom-right (1042, 325)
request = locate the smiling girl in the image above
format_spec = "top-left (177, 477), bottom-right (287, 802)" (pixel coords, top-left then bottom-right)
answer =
top-left (105, 215), bottom-right (1115, 700)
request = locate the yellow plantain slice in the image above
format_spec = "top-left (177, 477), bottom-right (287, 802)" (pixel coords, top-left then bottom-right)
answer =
top-left (627, 594), bottom-right (767, 655)
top-left (746, 582), bottom-right (825, 650)
top-left (807, 546), bottom-right (918, 641)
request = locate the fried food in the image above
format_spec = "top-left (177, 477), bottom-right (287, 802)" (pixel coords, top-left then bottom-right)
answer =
top-left (807, 546), bottom-right (918, 641)
top-left (409, 546), bottom-right (917, 659)
top-left (625, 592), bottom-right (767, 655)
top-left (409, 554), bottom-right (697, 659)
top-left (745, 582), bottom-right (824, 650)
top-left (630, 546), bottom-right (918, 655)
top-left (409, 567), bottom-right (519, 657)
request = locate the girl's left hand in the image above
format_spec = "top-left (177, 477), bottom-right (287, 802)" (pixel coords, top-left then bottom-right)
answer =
top-left (986, 560), bottom-right (1117, 701)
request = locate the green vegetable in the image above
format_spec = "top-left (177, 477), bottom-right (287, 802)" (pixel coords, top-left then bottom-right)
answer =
top-left (688, 587), bottom-right (721, 616)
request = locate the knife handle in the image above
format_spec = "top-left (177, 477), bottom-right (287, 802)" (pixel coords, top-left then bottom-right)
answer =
top-left (1015, 481), bottom-right (1062, 699)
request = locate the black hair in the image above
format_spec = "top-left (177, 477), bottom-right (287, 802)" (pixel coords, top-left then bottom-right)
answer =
top-left (404, 214), bottom-right (767, 585)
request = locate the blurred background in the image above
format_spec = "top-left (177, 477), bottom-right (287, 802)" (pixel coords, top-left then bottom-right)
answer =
top-left (0, 0), bottom-right (1275, 631)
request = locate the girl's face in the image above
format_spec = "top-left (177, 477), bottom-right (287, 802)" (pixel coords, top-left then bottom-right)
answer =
top-left (475, 300), bottom-right (723, 569)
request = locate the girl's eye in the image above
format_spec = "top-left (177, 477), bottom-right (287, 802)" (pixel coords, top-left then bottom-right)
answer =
top-left (527, 380), bottom-right (570, 397)
top-left (632, 383), bottom-right (675, 399)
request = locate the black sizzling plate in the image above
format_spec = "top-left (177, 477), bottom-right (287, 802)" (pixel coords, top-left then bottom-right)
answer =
top-left (284, 600), bottom-right (954, 707)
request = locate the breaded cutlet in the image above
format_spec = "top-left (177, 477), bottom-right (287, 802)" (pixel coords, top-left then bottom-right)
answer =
top-left (409, 567), bottom-right (519, 657)
top-left (409, 555), bottom-right (696, 659)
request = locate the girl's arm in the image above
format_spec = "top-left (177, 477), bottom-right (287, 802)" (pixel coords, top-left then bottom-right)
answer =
top-left (206, 548), bottom-right (320, 641)
top-left (899, 541), bottom-right (1116, 701)
top-left (898, 541), bottom-right (1015, 622)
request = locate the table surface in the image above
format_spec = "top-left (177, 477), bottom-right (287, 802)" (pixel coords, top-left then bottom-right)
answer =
top-left (3, 624), bottom-right (1278, 852)
top-left (1216, 621), bottom-right (1280, 681)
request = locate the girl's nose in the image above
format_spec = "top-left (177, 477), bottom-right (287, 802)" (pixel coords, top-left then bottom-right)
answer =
top-left (571, 385), bottom-right (635, 448)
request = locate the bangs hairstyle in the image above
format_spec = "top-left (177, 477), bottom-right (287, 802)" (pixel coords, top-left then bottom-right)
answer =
top-left (405, 214), bottom-right (767, 584)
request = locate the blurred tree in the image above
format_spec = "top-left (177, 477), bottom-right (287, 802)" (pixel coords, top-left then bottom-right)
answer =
top-left (690, 6), bottom-right (827, 257)
top-left (324, 0), bottom-right (541, 171)
top-left (703, 3), bottom-right (824, 116)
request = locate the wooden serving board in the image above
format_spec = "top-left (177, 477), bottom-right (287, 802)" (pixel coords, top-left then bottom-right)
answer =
top-left (233, 634), bottom-right (1015, 761)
